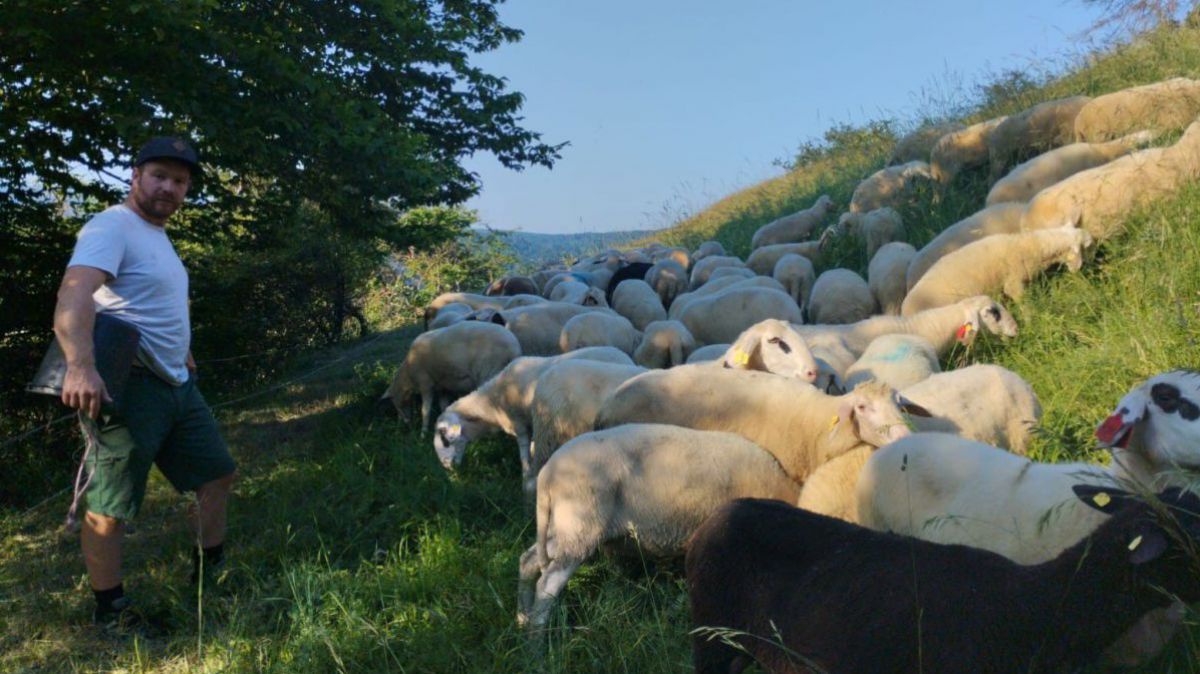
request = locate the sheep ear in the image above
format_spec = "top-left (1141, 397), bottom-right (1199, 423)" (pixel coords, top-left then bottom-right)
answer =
top-left (1127, 527), bottom-right (1169, 565)
top-left (829, 398), bottom-right (855, 437)
top-left (1072, 484), bottom-right (1135, 514)
top-left (723, 331), bottom-right (760, 369)
top-left (898, 396), bottom-right (933, 418)
top-left (490, 312), bottom-right (507, 326)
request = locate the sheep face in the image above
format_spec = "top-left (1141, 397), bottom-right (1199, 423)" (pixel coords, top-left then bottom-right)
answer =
top-left (1098, 371), bottom-right (1200, 470)
top-left (723, 319), bottom-right (818, 384)
top-left (1063, 228), bottom-right (1094, 272)
top-left (433, 411), bottom-right (492, 470)
top-left (1073, 485), bottom-right (1200, 587)
top-left (838, 382), bottom-right (926, 447)
top-left (962, 297), bottom-right (1019, 343)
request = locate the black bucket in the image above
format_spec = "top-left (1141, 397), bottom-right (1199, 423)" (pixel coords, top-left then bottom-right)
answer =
top-left (27, 313), bottom-right (141, 413)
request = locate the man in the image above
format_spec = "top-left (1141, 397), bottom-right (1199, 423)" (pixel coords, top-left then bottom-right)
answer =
top-left (53, 136), bottom-right (236, 629)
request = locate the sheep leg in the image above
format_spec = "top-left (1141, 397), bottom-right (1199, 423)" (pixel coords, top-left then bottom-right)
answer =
top-left (527, 557), bottom-right (582, 631)
top-left (516, 544), bottom-right (541, 628)
top-left (517, 432), bottom-right (533, 476)
top-left (419, 387), bottom-right (435, 432)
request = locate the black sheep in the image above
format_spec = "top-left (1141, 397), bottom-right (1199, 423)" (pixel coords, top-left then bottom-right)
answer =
top-left (605, 262), bottom-right (655, 305)
top-left (686, 488), bottom-right (1200, 674)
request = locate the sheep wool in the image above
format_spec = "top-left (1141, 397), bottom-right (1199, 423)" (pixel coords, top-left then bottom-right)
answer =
top-left (745, 238), bottom-right (826, 276)
top-left (930, 115), bottom-right (1008, 184)
top-left (867, 241), bottom-right (916, 315)
top-left (772, 253), bottom-right (816, 313)
top-left (750, 194), bottom-right (835, 249)
top-left (633, 319), bottom-right (696, 369)
top-left (808, 269), bottom-right (876, 325)
top-left (986, 130), bottom-right (1159, 206)
top-left (837, 206), bottom-right (905, 260)
top-left (1021, 119), bottom-right (1200, 241)
top-left (677, 286), bottom-right (803, 346)
top-left (906, 202), bottom-right (1027, 291)
top-left (1074, 77), bottom-right (1200, 142)
top-left (559, 311), bottom-right (642, 356)
top-left (645, 259), bottom-right (689, 309)
top-left (901, 225), bottom-right (1093, 315)
top-left (610, 279), bottom-right (668, 331)
top-left (986, 95), bottom-right (1091, 181)
top-left (689, 254), bottom-right (746, 290)
top-left (901, 364), bottom-right (1041, 454)
top-left (887, 121), bottom-right (964, 165)
top-left (848, 161), bottom-right (932, 214)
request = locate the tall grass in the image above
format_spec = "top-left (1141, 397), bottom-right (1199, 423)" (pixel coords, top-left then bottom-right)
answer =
top-left (6, 21), bottom-right (1200, 674)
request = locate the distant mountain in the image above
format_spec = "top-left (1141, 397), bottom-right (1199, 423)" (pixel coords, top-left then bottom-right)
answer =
top-left (493, 229), bottom-right (659, 265)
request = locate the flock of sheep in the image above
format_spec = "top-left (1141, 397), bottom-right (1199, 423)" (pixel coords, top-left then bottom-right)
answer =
top-left (384, 77), bottom-right (1200, 672)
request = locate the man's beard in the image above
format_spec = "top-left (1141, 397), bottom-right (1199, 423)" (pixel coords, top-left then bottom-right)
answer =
top-left (135, 191), bottom-right (180, 220)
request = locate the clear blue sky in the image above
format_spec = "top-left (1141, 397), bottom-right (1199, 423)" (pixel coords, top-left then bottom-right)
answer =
top-left (464, 1), bottom-right (1104, 234)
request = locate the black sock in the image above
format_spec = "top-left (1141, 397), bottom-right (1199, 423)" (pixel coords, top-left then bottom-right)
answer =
top-left (192, 543), bottom-right (224, 579)
top-left (93, 584), bottom-right (125, 613)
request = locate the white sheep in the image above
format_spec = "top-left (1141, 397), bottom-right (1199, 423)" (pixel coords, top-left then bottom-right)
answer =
top-left (930, 116), bottom-right (1008, 184)
top-left (633, 319), bottom-right (696, 369)
top-left (548, 280), bottom-right (608, 307)
top-left (745, 236), bottom-right (828, 275)
top-left (692, 240), bottom-right (727, 262)
top-left (750, 194), bottom-right (835, 249)
top-left (645, 259), bottom-right (688, 308)
top-left (383, 321), bottom-right (522, 430)
top-left (1022, 119), bottom-right (1200, 241)
top-left (526, 360), bottom-right (647, 496)
top-left (887, 121), bottom-right (965, 165)
top-left (516, 424), bottom-right (802, 631)
top-left (668, 276), bottom-right (786, 321)
top-left (427, 302), bottom-right (474, 330)
top-left (677, 286), bottom-right (803, 346)
top-left (867, 241), bottom-right (916, 315)
top-left (650, 246), bottom-right (692, 271)
top-left (595, 366), bottom-right (925, 484)
top-left (1074, 77), bottom-right (1200, 142)
top-left (905, 202), bottom-right (1028, 291)
top-left (986, 95), bottom-right (1091, 181)
top-left (796, 445), bottom-right (873, 523)
top-left (807, 268), bottom-right (876, 325)
top-left (558, 311), bottom-right (642, 356)
top-left (985, 130), bottom-right (1159, 206)
top-left (719, 319), bottom-right (819, 384)
top-left (610, 279), bottom-right (667, 331)
top-left (902, 363), bottom-right (1042, 454)
top-left (858, 370), bottom-right (1200, 668)
top-left (848, 161), bottom-right (932, 213)
top-left (772, 253), bottom-right (816, 314)
top-left (841, 334), bottom-right (939, 393)
top-left (901, 225), bottom-right (1093, 315)
top-left (688, 254), bottom-right (746, 290)
top-left (432, 347), bottom-right (633, 477)
top-left (424, 291), bottom-right (515, 328)
top-left (837, 206), bottom-right (905, 260)
top-left (685, 343), bottom-right (728, 364)
top-left (496, 301), bottom-right (613, 356)
top-left (795, 294), bottom-right (1019, 358)
top-left (708, 266), bottom-right (756, 282)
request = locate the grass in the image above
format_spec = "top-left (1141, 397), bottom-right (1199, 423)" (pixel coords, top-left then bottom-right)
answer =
top-left (6, 21), bottom-right (1200, 674)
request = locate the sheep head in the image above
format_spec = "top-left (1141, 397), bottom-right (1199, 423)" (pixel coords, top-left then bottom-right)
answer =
top-left (433, 410), bottom-right (494, 470)
top-left (1063, 227), bottom-right (1094, 272)
top-left (723, 319), bottom-right (818, 384)
top-left (834, 380), bottom-right (930, 447)
top-left (959, 296), bottom-right (1019, 343)
top-left (1098, 371), bottom-right (1200, 472)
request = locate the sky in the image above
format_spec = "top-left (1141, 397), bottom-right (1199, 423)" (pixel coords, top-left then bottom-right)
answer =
top-left (463, 1), bottom-right (1106, 235)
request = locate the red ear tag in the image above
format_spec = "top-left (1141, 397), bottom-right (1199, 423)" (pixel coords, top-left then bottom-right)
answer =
top-left (1096, 413), bottom-right (1124, 443)
top-left (956, 323), bottom-right (975, 343)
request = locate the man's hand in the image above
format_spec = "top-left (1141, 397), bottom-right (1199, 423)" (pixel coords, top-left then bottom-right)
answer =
top-left (62, 364), bottom-right (112, 419)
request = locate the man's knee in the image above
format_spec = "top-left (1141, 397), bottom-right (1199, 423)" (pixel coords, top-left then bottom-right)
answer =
top-left (196, 470), bottom-right (236, 499)
top-left (84, 511), bottom-right (124, 536)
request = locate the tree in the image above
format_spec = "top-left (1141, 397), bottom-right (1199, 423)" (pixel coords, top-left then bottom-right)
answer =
top-left (0, 1), bottom-right (561, 507)
top-left (1079, 0), bottom-right (1199, 36)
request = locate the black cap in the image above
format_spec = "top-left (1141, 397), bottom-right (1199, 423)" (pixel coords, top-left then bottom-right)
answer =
top-left (134, 136), bottom-right (201, 175)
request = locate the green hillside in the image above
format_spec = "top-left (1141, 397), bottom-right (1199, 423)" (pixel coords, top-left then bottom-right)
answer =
top-left (5, 22), bottom-right (1200, 674)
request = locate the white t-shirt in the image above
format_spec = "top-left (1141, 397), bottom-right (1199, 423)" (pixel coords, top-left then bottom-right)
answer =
top-left (68, 205), bottom-right (191, 386)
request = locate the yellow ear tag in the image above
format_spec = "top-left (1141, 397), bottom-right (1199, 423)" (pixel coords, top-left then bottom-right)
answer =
top-left (828, 414), bottom-right (840, 431)
top-left (1128, 535), bottom-right (1143, 551)
top-left (732, 349), bottom-right (750, 366)
top-left (1093, 492), bottom-right (1111, 507)
top-left (449, 424), bottom-right (462, 434)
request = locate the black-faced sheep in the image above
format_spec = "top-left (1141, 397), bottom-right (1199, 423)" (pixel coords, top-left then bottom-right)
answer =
top-left (687, 489), bottom-right (1200, 674)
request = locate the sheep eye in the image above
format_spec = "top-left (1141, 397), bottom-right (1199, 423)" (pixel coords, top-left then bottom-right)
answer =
top-left (767, 337), bottom-right (792, 354)
top-left (1179, 398), bottom-right (1200, 421)
top-left (1152, 383), bottom-right (1181, 412)
top-left (987, 307), bottom-right (1001, 320)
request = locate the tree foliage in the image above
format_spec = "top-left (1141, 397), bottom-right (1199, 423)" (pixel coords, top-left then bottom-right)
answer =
top-left (0, 1), bottom-right (560, 507)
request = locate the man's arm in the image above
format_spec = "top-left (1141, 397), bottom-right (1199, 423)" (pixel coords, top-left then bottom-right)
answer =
top-left (53, 266), bottom-right (111, 419)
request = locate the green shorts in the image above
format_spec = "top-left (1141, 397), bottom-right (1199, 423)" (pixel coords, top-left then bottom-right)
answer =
top-left (81, 369), bottom-right (236, 521)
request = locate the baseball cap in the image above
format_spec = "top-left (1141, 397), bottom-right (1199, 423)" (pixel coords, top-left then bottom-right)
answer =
top-left (133, 136), bottom-right (201, 175)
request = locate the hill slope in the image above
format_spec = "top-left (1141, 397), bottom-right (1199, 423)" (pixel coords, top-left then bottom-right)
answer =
top-left (5, 22), bottom-right (1200, 674)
